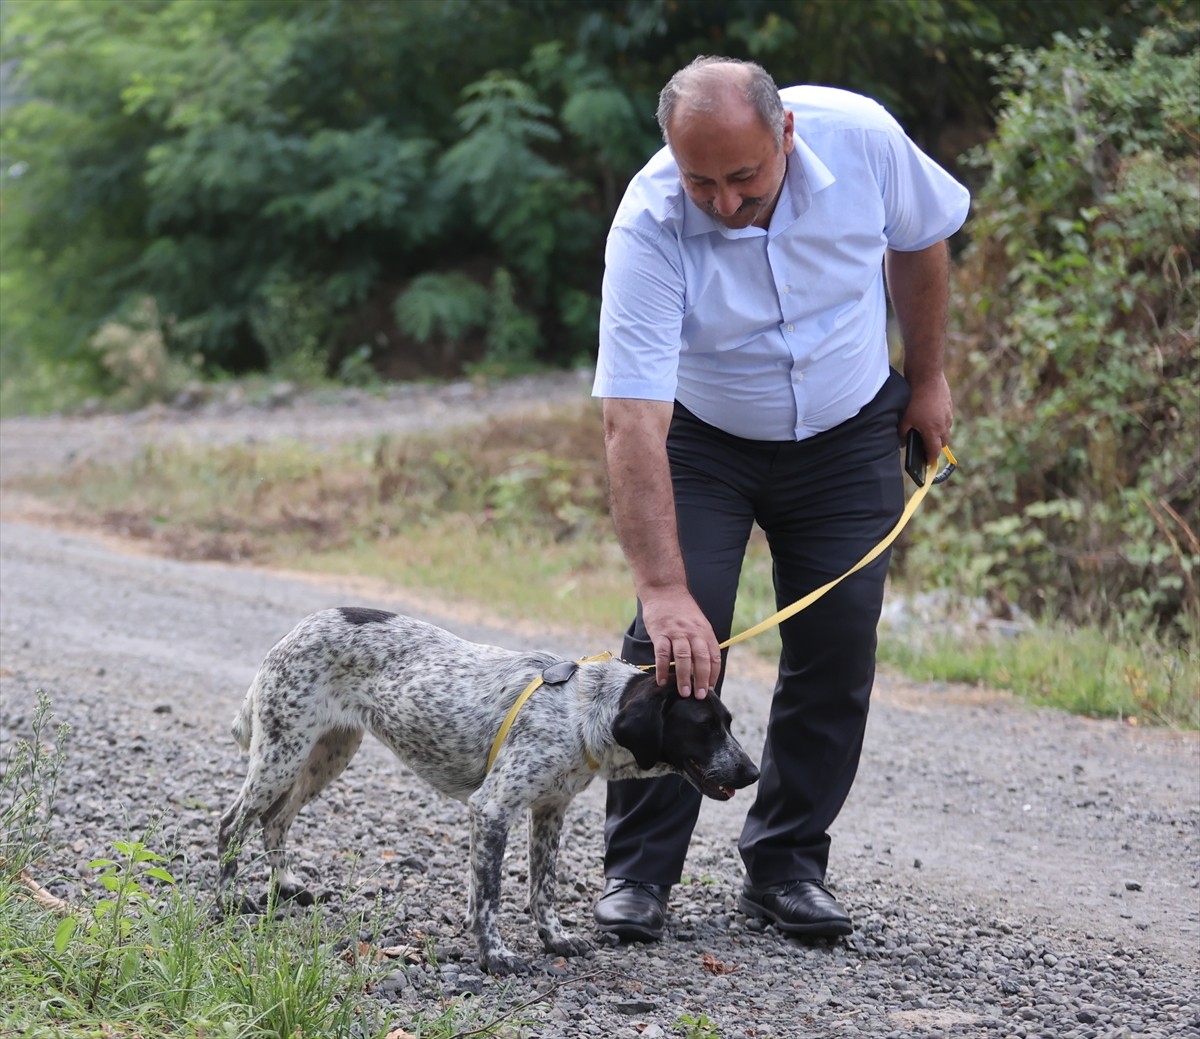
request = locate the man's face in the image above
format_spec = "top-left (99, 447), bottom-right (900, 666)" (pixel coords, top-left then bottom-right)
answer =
top-left (669, 106), bottom-right (795, 231)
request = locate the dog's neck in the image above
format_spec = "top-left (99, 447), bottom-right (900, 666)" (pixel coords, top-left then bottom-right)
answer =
top-left (575, 663), bottom-right (679, 782)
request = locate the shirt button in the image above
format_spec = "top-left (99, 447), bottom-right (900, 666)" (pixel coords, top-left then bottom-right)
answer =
top-left (783, 284), bottom-right (792, 293)
top-left (793, 369), bottom-right (804, 382)
top-left (786, 323), bottom-right (794, 333)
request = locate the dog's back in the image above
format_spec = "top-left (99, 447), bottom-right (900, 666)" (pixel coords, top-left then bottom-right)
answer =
top-left (230, 606), bottom-right (553, 801)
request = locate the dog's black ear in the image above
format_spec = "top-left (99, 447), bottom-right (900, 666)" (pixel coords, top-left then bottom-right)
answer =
top-left (612, 676), bottom-right (667, 770)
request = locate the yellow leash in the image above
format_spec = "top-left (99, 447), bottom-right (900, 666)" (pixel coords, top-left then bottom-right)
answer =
top-left (486, 448), bottom-right (956, 770)
top-left (487, 651), bottom-right (613, 772)
top-left (637, 446), bottom-right (957, 667)
top-left (717, 446), bottom-right (954, 651)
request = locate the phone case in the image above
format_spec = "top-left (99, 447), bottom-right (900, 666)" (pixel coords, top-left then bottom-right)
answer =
top-left (904, 428), bottom-right (927, 487)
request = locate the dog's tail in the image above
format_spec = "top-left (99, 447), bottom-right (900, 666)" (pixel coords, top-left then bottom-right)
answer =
top-left (230, 678), bottom-right (258, 753)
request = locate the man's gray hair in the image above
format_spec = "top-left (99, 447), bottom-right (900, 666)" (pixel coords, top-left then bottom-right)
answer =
top-left (656, 56), bottom-right (787, 147)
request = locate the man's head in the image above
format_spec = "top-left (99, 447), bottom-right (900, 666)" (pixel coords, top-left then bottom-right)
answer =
top-left (657, 56), bottom-right (794, 231)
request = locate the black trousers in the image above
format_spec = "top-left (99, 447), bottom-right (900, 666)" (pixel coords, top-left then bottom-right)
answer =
top-left (603, 369), bottom-right (910, 887)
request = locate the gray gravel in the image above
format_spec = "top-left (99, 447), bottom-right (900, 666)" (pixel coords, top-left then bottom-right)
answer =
top-left (1, 379), bottom-right (1198, 1038)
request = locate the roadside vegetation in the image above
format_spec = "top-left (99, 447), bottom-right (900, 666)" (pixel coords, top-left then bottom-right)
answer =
top-left (15, 397), bottom-right (1198, 730)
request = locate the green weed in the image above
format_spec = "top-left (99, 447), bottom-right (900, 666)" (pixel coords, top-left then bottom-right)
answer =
top-left (676, 1011), bottom-right (722, 1038)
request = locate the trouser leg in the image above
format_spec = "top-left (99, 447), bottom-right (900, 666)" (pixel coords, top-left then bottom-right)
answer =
top-left (739, 370), bottom-right (909, 884)
top-left (603, 407), bottom-right (756, 885)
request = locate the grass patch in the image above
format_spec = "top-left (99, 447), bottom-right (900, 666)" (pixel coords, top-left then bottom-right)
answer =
top-left (304, 520), bottom-right (637, 637)
top-left (877, 620), bottom-right (1199, 728)
top-left (0, 694), bottom-right (540, 1037)
top-left (11, 401), bottom-right (1197, 729)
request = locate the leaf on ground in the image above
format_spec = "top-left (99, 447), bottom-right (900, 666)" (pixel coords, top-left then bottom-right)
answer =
top-left (701, 951), bottom-right (738, 975)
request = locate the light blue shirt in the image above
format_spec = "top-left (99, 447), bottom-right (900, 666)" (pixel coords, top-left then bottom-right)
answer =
top-left (593, 85), bottom-right (971, 441)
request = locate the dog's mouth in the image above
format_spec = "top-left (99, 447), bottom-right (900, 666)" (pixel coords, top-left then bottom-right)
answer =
top-left (684, 758), bottom-right (736, 801)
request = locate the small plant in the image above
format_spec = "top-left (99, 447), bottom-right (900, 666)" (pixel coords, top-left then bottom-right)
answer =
top-left (249, 276), bottom-right (333, 387)
top-left (0, 690), bottom-right (69, 872)
top-left (393, 271), bottom-right (491, 357)
top-left (677, 1011), bottom-right (723, 1039)
top-left (89, 297), bottom-right (203, 409)
top-left (337, 343), bottom-right (384, 389)
top-left (54, 839), bottom-right (177, 1009)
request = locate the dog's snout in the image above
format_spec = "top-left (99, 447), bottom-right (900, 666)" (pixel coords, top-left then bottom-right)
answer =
top-left (734, 759), bottom-right (760, 789)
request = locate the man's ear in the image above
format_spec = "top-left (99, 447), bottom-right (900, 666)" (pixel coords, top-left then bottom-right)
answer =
top-left (612, 680), bottom-right (667, 770)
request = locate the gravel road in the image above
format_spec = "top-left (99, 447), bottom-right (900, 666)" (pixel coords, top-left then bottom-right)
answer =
top-left (1, 376), bottom-right (1197, 1038)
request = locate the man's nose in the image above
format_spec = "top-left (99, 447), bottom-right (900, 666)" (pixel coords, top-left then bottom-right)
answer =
top-left (713, 187), bottom-right (742, 217)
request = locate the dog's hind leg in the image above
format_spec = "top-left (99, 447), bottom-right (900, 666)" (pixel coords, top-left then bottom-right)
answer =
top-left (216, 786), bottom-right (286, 914)
top-left (262, 726), bottom-right (364, 905)
top-left (528, 799), bottom-right (589, 958)
top-left (216, 794), bottom-right (251, 905)
top-left (216, 726), bottom-right (338, 910)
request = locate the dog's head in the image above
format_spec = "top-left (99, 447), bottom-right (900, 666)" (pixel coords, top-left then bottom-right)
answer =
top-left (611, 671), bottom-right (759, 800)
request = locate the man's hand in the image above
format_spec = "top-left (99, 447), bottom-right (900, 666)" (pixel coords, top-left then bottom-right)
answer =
top-left (900, 371), bottom-right (953, 460)
top-left (639, 586), bottom-right (722, 699)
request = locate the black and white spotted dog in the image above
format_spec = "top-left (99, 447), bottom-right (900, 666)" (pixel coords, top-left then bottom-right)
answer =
top-left (217, 606), bottom-right (759, 975)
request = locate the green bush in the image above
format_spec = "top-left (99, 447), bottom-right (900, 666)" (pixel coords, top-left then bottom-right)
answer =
top-left (907, 22), bottom-right (1199, 642)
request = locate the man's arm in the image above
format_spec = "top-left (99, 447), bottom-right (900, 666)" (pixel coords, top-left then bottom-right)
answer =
top-left (601, 397), bottom-right (722, 698)
top-left (884, 241), bottom-right (953, 458)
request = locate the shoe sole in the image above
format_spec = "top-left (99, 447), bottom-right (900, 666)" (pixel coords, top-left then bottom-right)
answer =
top-left (595, 920), bottom-right (663, 942)
top-left (738, 894), bottom-right (853, 937)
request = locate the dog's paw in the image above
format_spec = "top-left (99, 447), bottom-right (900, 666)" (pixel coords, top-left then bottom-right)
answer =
top-left (542, 933), bottom-right (592, 958)
top-left (481, 947), bottom-right (530, 976)
top-left (272, 882), bottom-right (316, 907)
top-left (214, 892), bottom-right (259, 919)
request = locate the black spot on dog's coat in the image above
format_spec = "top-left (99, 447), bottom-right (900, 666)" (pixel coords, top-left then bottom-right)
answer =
top-left (337, 607), bottom-right (396, 626)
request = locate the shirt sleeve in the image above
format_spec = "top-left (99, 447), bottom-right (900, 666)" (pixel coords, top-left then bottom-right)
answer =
top-left (878, 115), bottom-right (971, 252)
top-left (592, 225), bottom-right (686, 401)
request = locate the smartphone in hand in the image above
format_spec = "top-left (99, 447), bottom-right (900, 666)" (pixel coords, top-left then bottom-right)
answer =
top-left (904, 428), bottom-right (927, 487)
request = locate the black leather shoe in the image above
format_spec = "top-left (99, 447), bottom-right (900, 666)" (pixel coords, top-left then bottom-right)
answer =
top-left (739, 879), bottom-right (853, 937)
top-left (593, 878), bottom-right (669, 941)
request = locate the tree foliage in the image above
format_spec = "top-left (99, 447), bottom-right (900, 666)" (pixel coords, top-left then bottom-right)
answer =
top-left (1, 0), bottom-right (1174, 396)
top-left (907, 21), bottom-right (1199, 640)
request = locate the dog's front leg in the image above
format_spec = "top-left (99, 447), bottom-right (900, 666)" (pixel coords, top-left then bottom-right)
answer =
top-left (529, 800), bottom-right (590, 958)
top-left (468, 795), bottom-right (527, 975)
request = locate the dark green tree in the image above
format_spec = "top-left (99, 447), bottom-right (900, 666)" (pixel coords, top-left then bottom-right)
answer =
top-left (0, 0), bottom-right (1181, 403)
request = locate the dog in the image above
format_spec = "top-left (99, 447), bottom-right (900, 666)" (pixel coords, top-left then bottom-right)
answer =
top-left (217, 606), bottom-right (759, 975)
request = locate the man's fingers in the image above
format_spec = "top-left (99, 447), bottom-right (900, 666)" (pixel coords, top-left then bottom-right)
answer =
top-left (672, 642), bottom-right (694, 697)
top-left (654, 638), bottom-right (681, 691)
top-left (681, 639), bottom-right (720, 700)
top-left (688, 642), bottom-right (713, 700)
